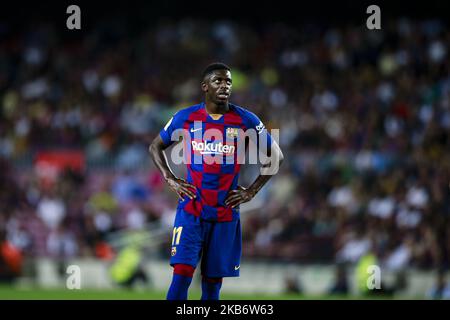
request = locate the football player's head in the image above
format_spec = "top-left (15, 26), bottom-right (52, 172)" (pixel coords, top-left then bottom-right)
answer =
top-left (201, 62), bottom-right (232, 105)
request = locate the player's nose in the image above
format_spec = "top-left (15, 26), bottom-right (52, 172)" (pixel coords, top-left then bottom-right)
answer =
top-left (219, 82), bottom-right (230, 91)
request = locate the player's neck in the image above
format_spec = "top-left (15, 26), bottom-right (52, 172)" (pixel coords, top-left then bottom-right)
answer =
top-left (205, 101), bottom-right (229, 115)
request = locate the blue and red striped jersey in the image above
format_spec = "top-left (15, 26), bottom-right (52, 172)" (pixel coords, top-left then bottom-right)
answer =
top-left (160, 102), bottom-right (272, 222)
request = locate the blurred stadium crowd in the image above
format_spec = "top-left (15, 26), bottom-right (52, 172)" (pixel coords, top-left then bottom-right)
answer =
top-left (0, 17), bottom-right (449, 283)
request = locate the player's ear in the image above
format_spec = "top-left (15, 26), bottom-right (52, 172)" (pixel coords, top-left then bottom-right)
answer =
top-left (201, 81), bottom-right (208, 93)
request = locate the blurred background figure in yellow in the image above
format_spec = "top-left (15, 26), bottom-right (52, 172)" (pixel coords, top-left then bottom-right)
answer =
top-left (109, 243), bottom-right (150, 289)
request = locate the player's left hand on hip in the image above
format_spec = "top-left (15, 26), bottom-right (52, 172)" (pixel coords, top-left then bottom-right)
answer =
top-left (224, 186), bottom-right (255, 208)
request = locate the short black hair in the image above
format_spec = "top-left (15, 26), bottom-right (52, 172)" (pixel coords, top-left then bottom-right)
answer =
top-left (202, 62), bottom-right (231, 80)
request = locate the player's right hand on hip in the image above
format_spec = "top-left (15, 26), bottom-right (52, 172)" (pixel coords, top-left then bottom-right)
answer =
top-left (167, 177), bottom-right (197, 200)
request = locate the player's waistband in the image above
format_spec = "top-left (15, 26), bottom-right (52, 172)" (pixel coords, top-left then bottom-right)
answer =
top-left (178, 202), bottom-right (240, 222)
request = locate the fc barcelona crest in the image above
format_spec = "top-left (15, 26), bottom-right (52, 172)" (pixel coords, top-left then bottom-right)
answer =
top-left (171, 246), bottom-right (177, 256)
top-left (226, 127), bottom-right (239, 138)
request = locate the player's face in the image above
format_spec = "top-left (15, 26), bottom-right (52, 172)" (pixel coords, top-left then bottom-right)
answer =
top-left (204, 70), bottom-right (232, 104)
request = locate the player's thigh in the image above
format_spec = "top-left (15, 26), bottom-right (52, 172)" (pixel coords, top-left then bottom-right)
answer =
top-left (202, 219), bottom-right (242, 278)
top-left (170, 209), bottom-right (203, 268)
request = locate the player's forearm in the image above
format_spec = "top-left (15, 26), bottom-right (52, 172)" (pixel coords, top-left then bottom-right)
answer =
top-left (248, 145), bottom-right (284, 196)
top-left (149, 137), bottom-right (176, 181)
top-left (247, 173), bottom-right (273, 198)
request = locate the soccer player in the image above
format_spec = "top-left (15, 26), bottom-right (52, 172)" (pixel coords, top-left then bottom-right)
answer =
top-left (149, 63), bottom-right (283, 300)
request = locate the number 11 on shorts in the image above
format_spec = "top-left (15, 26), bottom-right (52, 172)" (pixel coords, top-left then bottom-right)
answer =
top-left (172, 226), bottom-right (183, 246)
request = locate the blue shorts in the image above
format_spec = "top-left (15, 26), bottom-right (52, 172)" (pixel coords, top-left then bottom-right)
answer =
top-left (169, 209), bottom-right (242, 278)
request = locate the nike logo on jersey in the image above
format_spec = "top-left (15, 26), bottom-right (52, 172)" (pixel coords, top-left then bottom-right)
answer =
top-left (190, 127), bottom-right (202, 132)
top-left (234, 265), bottom-right (240, 270)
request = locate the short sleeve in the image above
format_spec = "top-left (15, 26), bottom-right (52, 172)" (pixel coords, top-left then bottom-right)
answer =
top-left (242, 111), bottom-right (273, 154)
top-left (159, 112), bottom-right (185, 147)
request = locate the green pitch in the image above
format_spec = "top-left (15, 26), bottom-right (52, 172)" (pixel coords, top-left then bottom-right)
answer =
top-left (0, 286), bottom-right (309, 300)
top-left (0, 285), bottom-right (402, 300)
